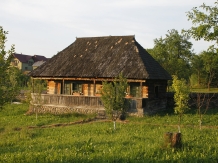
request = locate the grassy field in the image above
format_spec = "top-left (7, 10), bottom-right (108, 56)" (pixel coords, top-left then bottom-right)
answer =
top-left (0, 103), bottom-right (218, 162)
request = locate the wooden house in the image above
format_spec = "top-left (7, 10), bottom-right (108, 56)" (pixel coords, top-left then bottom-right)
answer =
top-left (29, 35), bottom-right (171, 116)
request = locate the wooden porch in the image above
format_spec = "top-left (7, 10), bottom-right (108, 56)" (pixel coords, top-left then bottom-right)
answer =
top-left (30, 93), bottom-right (145, 116)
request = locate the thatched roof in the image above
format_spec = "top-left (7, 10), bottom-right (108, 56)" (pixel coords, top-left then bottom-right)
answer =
top-left (30, 35), bottom-right (171, 80)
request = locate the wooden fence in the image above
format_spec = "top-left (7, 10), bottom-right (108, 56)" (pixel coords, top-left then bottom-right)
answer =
top-left (31, 93), bottom-right (102, 107)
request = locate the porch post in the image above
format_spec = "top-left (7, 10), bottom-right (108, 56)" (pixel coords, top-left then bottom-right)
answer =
top-left (62, 78), bottom-right (65, 94)
top-left (93, 79), bottom-right (96, 96)
top-left (140, 81), bottom-right (143, 98)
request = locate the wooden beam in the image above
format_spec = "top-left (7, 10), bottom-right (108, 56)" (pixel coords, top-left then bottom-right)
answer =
top-left (93, 79), bottom-right (96, 95)
top-left (62, 79), bottom-right (65, 94)
top-left (32, 77), bottom-right (146, 83)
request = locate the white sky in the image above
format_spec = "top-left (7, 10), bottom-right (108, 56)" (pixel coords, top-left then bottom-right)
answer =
top-left (0, 0), bottom-right (216, 58)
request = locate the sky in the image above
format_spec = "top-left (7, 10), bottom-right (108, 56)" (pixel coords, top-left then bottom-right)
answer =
top-left (0, 0), bottom-right (216, 58)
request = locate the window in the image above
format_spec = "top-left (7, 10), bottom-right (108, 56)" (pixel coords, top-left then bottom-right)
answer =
top-left (64, 82), bottom-right (71, 95)
top-left (28, 61), bottom-right (33, 66)
top-left (130, 83), bottom-right (140, 97)
top-left (14, 60), bottom-right (18, 66)
top-left (72, 82), bottom-right (82, 93)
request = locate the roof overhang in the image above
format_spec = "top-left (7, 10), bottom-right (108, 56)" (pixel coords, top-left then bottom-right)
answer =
top-left (31, 77), bottom-right (146, 83)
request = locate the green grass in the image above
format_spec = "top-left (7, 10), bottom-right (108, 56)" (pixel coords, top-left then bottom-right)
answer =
top-left (0, 103), bottom-right (218, 162)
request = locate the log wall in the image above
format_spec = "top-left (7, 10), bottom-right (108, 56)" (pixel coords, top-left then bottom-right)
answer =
top-left (47, 81), bottom-right (55, 94)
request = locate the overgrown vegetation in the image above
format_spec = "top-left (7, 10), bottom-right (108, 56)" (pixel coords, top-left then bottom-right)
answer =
top-left (0, 26), bottom-right (30, 108)
top-left (0, 103), bottom-right (218, 162)
top-left (147, 1), bottom-right (218, 90)
top-left (0, 26), bottom-right (15, 107)
top-left (101, 73), bottom-right (128, 129)
top-left (172, 75), bottom-right (190, 132)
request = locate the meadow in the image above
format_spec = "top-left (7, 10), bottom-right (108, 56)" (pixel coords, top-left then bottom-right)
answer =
top-left (0, 103), bottom-right (218, 162)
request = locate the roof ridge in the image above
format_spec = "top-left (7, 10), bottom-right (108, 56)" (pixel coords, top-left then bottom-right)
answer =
top-left (14, 53), bottom-right (32, 57)
top-left (76, 35), bottom-right (135, 39)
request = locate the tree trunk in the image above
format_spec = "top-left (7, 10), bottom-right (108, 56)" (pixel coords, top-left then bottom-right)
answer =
top-left (171, 133), bottom-right (182, 148)
top-left (164, 132), bottom-right (182, 148)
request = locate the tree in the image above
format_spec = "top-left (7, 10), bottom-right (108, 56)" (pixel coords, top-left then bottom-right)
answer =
top-left (184, 1), bottom-right (218, 47)
top-left (185, 1), bottom-right (218, 89)
top-left (172, 75), bottom-right (190, 133)
top-left (194, 93), bottom-right (215, 130)
top-left (101, 73), bottom-right (128, 129)
top-left (0, 26), bottom-right (15, 107)
top-left (7, 67), bottom-right (22, 103)
top-left (200, 48), bottom-right (218, 90)
top-left (190, 54), bottom-right (205, 87)
top-left (25, 78), bottom-right (46, 120)
top-left (100, 81), bottom-right (115, 120)
top-left (147, 29), bottom-right (194, 80)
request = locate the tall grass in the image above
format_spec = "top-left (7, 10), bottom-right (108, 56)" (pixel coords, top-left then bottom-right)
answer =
top-left (0, 103), bottom-right (218, 162)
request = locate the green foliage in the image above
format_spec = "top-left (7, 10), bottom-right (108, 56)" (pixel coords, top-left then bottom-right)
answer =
top-left (172, 75), bottom-right (190, 115)
top-left (113, 74), bottom-right (128, 113)
top-left (185, 1), bottom-right (218, 44)
top-left (200, 47), bottom-right (218, 90)
top-left (0, 103), bottom-right (218, 162)
top-left (172, 75), bottom-right (190, 131)
top-left (101, 81), bottom-right (115, 118)
top-left (18, 72), bottom-right (30, 88)
top-left (25, 78), bottom-right (47, 103)
top-left (0, 26), bottom-right (16, 107)
top-left (190, 54), bottom-right (206, 87)
top-left (147, 29), bottom-right (193, 80)
top-left (26, 79), bottom-right (47, 120)
top-left (190, 47), bottom-right (218, 90)
top-left (185, 1), bottom-right (218, 90)
top-left (101, 73), bottom-right (128, 120)
top-left (8, 67), bottom-right (23, 103)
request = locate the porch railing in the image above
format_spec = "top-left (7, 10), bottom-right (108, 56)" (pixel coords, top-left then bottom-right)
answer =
top-left (31, 93), bottom-right (103, 107)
